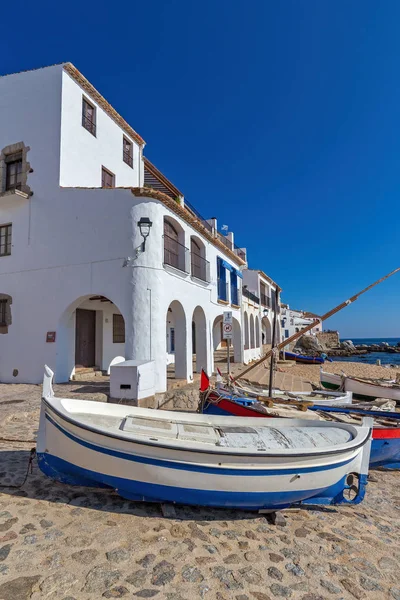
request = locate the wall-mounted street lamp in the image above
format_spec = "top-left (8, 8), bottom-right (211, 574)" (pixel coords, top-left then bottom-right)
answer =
top-left (137, 217), bottom-right (153, 251)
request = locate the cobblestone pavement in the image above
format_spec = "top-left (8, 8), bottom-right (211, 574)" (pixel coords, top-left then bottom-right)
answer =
top-left (0, 383), bottom-right (399, 599)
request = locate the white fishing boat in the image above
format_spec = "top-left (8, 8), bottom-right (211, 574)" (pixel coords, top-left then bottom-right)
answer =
top-left (38, 366), bottom-right (373, 510)
top-left (320, 369), bottom-right (400, 403)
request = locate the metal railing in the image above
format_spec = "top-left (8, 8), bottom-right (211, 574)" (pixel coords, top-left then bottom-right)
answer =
top-left (163, 234), bottom-right (189, 273)
top-left (82, 114), bottom-right (96, 136)
top-left (260, 293), bottom-right (271, 307)
top-left (235, 246), bottom-right (246, 261)
top-left (243, 288), bottom-right (260, 304)
top-left (216, 231), bottom-right (233, 251)
top-left (184, 199), bottom-right (213, 233)
top-left (191, 252), bottom-right (210, 283)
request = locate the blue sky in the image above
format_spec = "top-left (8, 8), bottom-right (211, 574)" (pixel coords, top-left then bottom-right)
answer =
top-left (1, 1), bottom-right (399, 337)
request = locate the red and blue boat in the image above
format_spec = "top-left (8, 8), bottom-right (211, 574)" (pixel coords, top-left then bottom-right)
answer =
top-left (280, 351), bottom-right (332, 365)
top-left (199, 372), bottom-right (400, 470)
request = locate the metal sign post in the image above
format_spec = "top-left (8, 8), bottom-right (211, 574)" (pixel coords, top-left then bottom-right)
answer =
top-left (223, 311), bottom-right (233, 377)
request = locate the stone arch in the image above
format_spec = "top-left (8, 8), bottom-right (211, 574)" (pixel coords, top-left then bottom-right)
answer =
top-left (192, 305), bottom-right (207, 373)
top-left (212, 313), bottom-right (242, 369)
top-left (244, 311), bottom-right (249, 350)
top-left (250, 314), bottom-right (255, 349)
top-left (56, 293), bottom-right (126, 382)
top-left (255, 315), bottom-right (260, 348)
top-left (166, 300), bottom-right (187, 379)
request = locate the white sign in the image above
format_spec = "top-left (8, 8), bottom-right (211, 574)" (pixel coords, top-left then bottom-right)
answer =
top-left (223, 322), bottom-right (233, 339)
top-left (223, 311), bottom-right (233, 325)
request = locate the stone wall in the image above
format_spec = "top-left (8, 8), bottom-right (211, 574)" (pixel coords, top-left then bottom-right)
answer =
top-left (316, 331), bottom-right (339, 348)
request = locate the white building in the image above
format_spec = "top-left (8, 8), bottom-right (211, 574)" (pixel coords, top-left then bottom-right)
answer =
top-left (0, 63), bottom-right (246, 392)
top-left (241, 269), bottom-right (281, 364)
top-left (280, 305), bottom-right (322, 342)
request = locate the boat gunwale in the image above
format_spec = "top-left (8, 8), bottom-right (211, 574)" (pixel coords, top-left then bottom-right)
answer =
top-left (42, 397), bottom-right (372, 459)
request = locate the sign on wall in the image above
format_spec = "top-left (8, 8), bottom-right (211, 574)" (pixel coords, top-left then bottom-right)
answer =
top-left (223, 311), bottom-right (233, 339)
top-left (46, 332), bottom-right (56, 343)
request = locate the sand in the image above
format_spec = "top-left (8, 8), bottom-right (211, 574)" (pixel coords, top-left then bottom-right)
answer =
top-left (278, 360), bottom-right (400, 387)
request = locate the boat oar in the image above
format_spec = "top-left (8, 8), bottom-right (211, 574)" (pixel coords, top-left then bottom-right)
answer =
top-left (234, 266), bottom-right (400, 383)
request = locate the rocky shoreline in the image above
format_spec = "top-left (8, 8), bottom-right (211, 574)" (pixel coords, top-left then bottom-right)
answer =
top-left (293, 335), bottom-right (400, 358)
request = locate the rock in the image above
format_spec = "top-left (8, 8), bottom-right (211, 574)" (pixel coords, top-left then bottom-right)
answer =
top-left (251, 593), bottom-right (273, 600)
top-left (0, 576), bottom-right (41, 600)
top-left (40, 572), bottom-right (78, 597)
top-left (0, 545), bottom-right (11, 562)
top-left (270, 583), bottom-right (292, 597)
top-left (19, 523), bottom-right (36, 534)
top-left (65, 535), bottom-right (92, 547)
top-left (0, 518), bottom-right (18, 532)
top-left (269, 553), bottom-right (284, 563)
top-left (300, 595), bottom-right (327, 600)
top-left (236, 596), bottom-right (249, 600)
top-left (0, 566), bottom-right (8, 576)
top-left (40, 519), bottom-right (53, 529)
top-left (125, 570), bottom-right (147, 587)
top-left (268, 567), bottom-right (283, 581)
top-left (340, 579), bottom-right (364, 599)
top-left (320, 579), bottom-right (341, 594)
top-left (151, 561), bottom-right (176, 586)
top-left (239, 567), bottom-right (262, 584)
top-left (294, 335), bottom-right (325, 354)
top-left (188, 523), bottom-right (209, 542)
top-left (102, 587), bottom-right (130, 598)
top-left (359, 576), bottom-right (383, 591)
top-left (211, 566), bottom-right (242, 590)
top-left (317, 532), bottom-right (341, 542)
top-left (71, 548), bottom-right (99, 564)
top-left (390, 589), bottom-right (400, 600)
top-left (106, 548), bottom-right (130, 563)
top-left (169, 524), bottom-right (186, 538)
top-left (244, 551), bottom-right (258, 562)
top-left (350, 557), bottom-right (381, 579)
top-left (161, 504), bottom-right (176, 518)
top-left (133, 591), bottom-right (159, 598)
top-left (245, 530), bottom-right (257, 539)
top-left (205, 545), bottom-right (218, 554)
top-left (181, 566), bottom-right (204, 583)
top-left (224, 554), bottom-right (240, 564)
top-left (83, 566), bottom-right (121, 593)
top-left (379, 556), bottom-right (397, 570)
top-left (0, 531), bottom-right (17, 543)
top-left (294, 528), bottom-right (309, 538)
top-left (269, 512), bottom-right (287, 527)
top-left (290, 583), bottom-right (308, 592)
top-left (137, 554), bottom-right (156, 568)
top-left (285, 563), bottom-right (305, 577)
top-left (238, 541), bottom-right (249, 549)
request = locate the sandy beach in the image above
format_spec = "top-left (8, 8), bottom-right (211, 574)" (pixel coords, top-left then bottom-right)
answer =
top-left (278, 360), bottom-right (400, 388)
top-left (0, 377), bottom-right (398, 599)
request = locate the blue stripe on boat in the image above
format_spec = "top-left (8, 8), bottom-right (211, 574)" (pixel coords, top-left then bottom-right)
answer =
top-left (37, 452), bottom-right (350, 509)
top-left (45, 412), bottom-right (354, 476)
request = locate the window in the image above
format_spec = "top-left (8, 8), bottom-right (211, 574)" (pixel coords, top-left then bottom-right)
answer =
top-left (163, 219), bottom-right (188, 272)
top-left (113, 314), bottom-right (125, 343)
top-left (123, 137), bottom-right (133, 168)
top-left (217, 257), bottom-right (228, 301)
top-left (285, 329), bottom-right (289, 339)
top-left (0, 300), bottom-right (6, 326)
top-left (5, 152), bottom-right (23, 191)
top-left (0, 224), bottom-right (11, 257)
top-left (102, 167), bottom-right (115, 188)
top-left (170, 328), bottom-right (175, 352)
top-left (82, 97), bottom-right (96, 136)
top-left (190, 237), bottom-right (208, 282)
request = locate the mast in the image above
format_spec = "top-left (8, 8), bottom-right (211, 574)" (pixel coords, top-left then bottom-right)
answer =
top-left (234, 266), bottom-right (400, 382)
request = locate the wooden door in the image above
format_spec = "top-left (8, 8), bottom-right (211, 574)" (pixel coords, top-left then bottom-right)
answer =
top-left (75, 309), bottom-right (96, 367)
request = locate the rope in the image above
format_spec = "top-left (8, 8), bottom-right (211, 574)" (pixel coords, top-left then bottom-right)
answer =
top-left (0, 437), bottom-right (36, 444)
top-left (0, 448), bottom-right (36, 489)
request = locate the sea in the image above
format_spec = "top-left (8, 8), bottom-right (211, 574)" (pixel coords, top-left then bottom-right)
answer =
top-left (330, 337), bottom-right (400, 366)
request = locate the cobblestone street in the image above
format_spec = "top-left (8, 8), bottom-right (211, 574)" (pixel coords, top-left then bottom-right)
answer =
top-left (0, 382), bottom-right (399, 600)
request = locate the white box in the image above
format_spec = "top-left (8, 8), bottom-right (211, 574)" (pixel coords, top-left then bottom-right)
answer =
top-left (110, 360), bottom-right (155, 401)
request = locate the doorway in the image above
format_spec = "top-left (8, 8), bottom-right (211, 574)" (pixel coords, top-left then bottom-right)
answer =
top-left (75, 308), bottom-right (96, 367)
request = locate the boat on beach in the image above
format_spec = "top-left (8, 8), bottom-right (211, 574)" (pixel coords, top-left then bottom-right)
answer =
top-left (38, 366), bottom-right (373, 510)
top-left (200, 378), bottom-right (400, 470)
top-left (279, 351), bottom-right (328, 365)
top-left (320, 369), bottom-right (400, 403)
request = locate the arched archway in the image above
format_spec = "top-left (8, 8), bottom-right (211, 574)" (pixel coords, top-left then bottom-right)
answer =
top-left (192, 305), bottom-right (207, 373)
top-left (56, 294), bottom-right (126, 382)
top-left (255, 315), bottom-right (260, 348)
top-left (166, 300), bottom-right (187, 380)
top-left (212, 314), bottom-right (242, 370)
top-left (262, 316), bottom-right (272, 345)
top-left (250, 314), bottom-right (255, 349)
top-left (244, 312), bottom-right (249, 350)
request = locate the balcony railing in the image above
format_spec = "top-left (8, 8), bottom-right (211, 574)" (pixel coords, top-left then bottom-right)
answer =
top-left (163, 235), bottom-right (189, 273)
top-left (243, 288), bottom-right (260, 304)
top-left (191, 252), bottom-right (210, 283)
top-left (216, 231), bottom-right (233, 251)
top-left (235, 245), bottom-right (246, 261)
top-left (260, 293), bottom-right (271, 307)
top-left (184, 199), bottom-right (213, 233)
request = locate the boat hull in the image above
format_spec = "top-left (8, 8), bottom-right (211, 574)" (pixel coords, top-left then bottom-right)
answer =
top-left (320, 370), bottom-right (400, 402)
top-left (281, 351), bottom-right (324, 364)
top-left (37, 401), bottom-right (371, 510)
top-left (203, 397), bottom-right (399, 471)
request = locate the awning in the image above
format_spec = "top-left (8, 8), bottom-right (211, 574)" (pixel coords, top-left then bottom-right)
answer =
top-left (235, 269), bottom-right (243, 279)
top-left (220, 259), bottom-right (234, 272)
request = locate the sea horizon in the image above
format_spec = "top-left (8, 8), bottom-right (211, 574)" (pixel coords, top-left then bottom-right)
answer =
top-left (334, 337), bottom-right (400, 365)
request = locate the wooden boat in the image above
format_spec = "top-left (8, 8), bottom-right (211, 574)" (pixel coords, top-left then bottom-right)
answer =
top-left (200, 387), bottom-right (400, 470)
top-left (280, 351), bottom-right (326, 365)
top-left (320, 369), bottom-right (400, 403)
top-left (38, 366), bottom-right (373, 509)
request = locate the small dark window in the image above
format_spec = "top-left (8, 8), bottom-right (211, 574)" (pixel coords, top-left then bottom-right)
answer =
top-left (82, 97), bottom-right (96, 136)
top-left (123, 137), bottom-right (133, 168)
top-left (113, 314), bottom-right (125, 343)
top-left (5, 153), bottom-right (23, 191)
top-left (0, 300), bottom-right (6, 326)
top-left (102, 167), bottom-right (115, 188)
top-left (170, 328), bottom-right (175, 352)
top-left (0, 224), bottom-right (12, 257)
